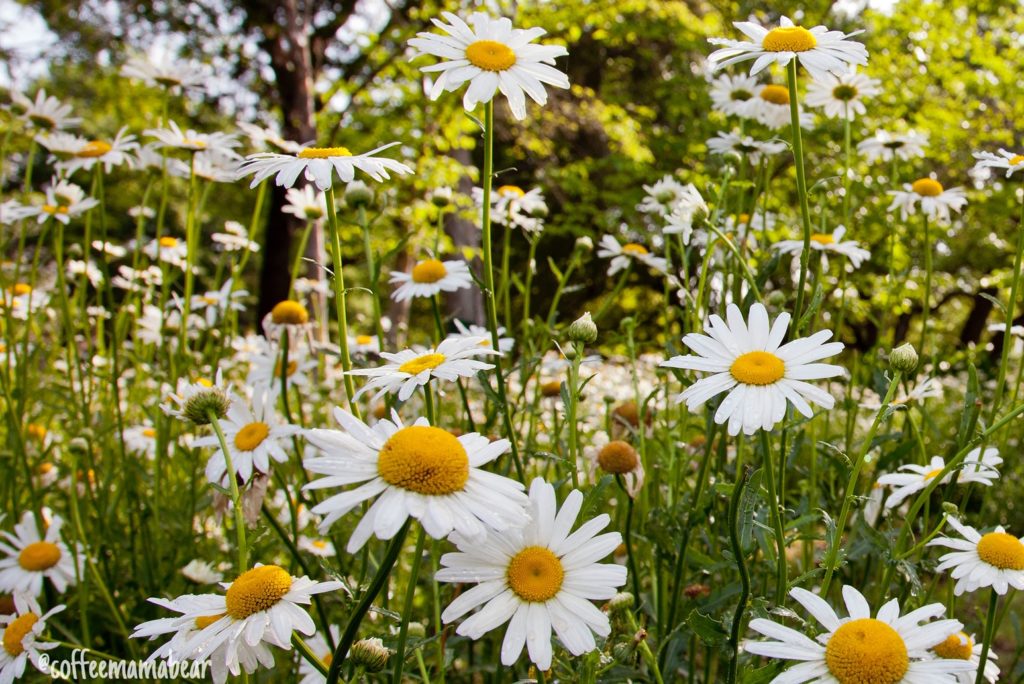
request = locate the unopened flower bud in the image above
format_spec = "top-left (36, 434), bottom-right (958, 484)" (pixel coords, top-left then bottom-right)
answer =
top-left (344, 181), bottom-right (374, 208)
top-left (941, 502), bottom-right (959, 517)
top-left (889, 343), bottom-right (918, 373)
top-left (68, 437), bottom-right (89, 455)
top-left (350, 637), bottom-right (391, 672)
top-left (575, 236), bottom-right (594, 252)
top-left (607, 592), bottom-right (635, 616)
top-left (407, 622), bottom-right (426, 639)
top-left (568, 312), bottom-right (598, 345)
top-left (428, 186), bottom-right (453, 208)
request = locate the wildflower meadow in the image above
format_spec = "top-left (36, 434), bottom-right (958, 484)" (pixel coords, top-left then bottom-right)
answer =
top-left (3, 1), bottom-right (1024, 682)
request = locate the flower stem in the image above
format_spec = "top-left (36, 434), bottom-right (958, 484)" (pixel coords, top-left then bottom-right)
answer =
top-left (392, 525), bottom-right (427, 684)
top-left (786, 60), bottom-right (814, 331)
top-left (975, 588), bottom-right (999, 684)
top-left (759, 431), bottom-right (788, 606)
top-left (992, 179), bottom-right (1024, 416)
top-left (919, 214), bottom-right (932, 355)
top-left (726, 466), bottom-right (752, 684)
top-left (208, 411), bottom-right (248, 570)
top-left (324, 185), bottom-right (361, 418)
top-left (617, 475), bottom-right (641, 604)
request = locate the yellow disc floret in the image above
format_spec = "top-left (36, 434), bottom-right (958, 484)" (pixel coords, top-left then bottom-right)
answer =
top-left (622, 243), bottom-right (649, 256)
top-left (824, 618), bottom-right (909, 684)
top-left (18, 541), bottom-right (61, 571)
top-left (597, 440), bottom-right (640, 474)
top-left (811, 233), bottom-right (835, 245)
top-left (194, 613), bottom-right (225, 630)
top-left (762, 26), bottom-right (818, 53)
top-left (234, 422), bottom-right (270, 452)
top-left (377, 425), bottom-right (469, 495)
top-left (933, 632), bottom-right (973, 660)
top-left (911, 178), bottom-right (944, 197)
top-left (497, 185), bottom-right (526, 197)
top-left (759, 85), bottom-right (790, 105)
top-left (976, 531), bottom-right (1024, 570)
top-left (507, 546), bottom-right (564, 602)
top-left (225, 565), bottom-right (293, 619)
top-left (297, 146), bottom-right (352, 159)
top-left (158, 236), bottom-right (179, 249)
top-left (270, 300), bottom-right (309, 325)
top-left (398, 353), bottom-right (446, 375)
top-left (465, 40), bottom-right (517, 72)
top-left (2, 612), bottom-right (39, 656)
top-left (77, 141), bottom-right (112, 158)
top-left (411, 259), bottom-right (448, 284)
top-left (1010, 155), bottom-right (1024, 166)
top-left (730, 351), bottom-right (785, 385)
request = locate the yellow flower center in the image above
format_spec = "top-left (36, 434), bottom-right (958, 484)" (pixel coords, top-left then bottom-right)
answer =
top-left (273, 359), bottom-right (299, 377)
top-left (398, 353), bottom-right (446, 375)
top-left (497, 185), bottom-right (526, 198)
top-left (824, 618), bottom-right (909, 684)
top-left (2, 612), bottom-right (39, 656)
top-left (762, 26), bottom-right (818, 53)
top-left (811, 233), bottom-right (835, 245)
top-left (730, 351), bottom-right (785, 385)
top-left (465, 40), bottom-right (517, 72)
top-left (271, 300), bottom-right (309, 325)
top-left (194, 613), bottom-right (225, 629)
top-left (42, 205), bottom-right (69, 215)
top-left (911, 178), bottom-right (944, 197)
top-left (312, 540), bottom-right (328, 550)
top-left (143, 428), bottom-right (157, 438)
top-left (622, 243), bottom-right (649, 256)
top-left (182, 139), bottom-right (207, 149)
top-left (933, 632), bottom-right (973, 660)
top-left (738, 213), bottom-right (751, 224)
top-left (507, 546), bottom-right (564, 602)
top-left (832, 84), bottom-right (859, 102)
top-left (977, 531), bottom-right (1024, 570)
top-left (36, 463), bottom-right (54, 475)
top-left (411, 259), bottom-right (448, 284)
top-left (225, 565), bottom-right (293, 619)
top-left (760, 84), bottom-right (790, 105)
top-left (10, 284), bottom-right (32, 296)
top-left (1010, 155), bottom-right (1024, 166)
top-left (196, 378), bottom-right (214, 388)
top-left (356, 335), bottom-right (374, 345)
top-left (597, 440), bottom-right (640, 474)
top-left (377, 425), bottom-right (469, 495)
top-left (234, 422), bottom-right (270, 452)
top-left (77, 140), bottom-right (113, 158)
top-left (323, 653), bottom-right (334, 667)
top-left (18, 541), bottom-right (62, 571)
top-left (540, 380), bottom-right (562, 397)
top-left (158, 236), bottom-right (179, 248)
top-left (297, 146), bottom-right (352, 159)
top-left (923, 467), bottom-right (944, 480)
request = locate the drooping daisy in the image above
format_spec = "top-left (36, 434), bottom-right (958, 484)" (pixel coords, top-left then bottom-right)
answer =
top-left (346, 336), bottom-right (498, 402)
top-left (931, 631), bottom-right (1000, 684)
top-left (160, 370), bottom-right (231, 423)
top-left (773, 226), bottom-right (870, 270)
top-left (51, 127), bottom-right (140, 175)
top-left (972, 149), bottom-right (1024, 179)
top-left (212, 221), bottom-right (261, 253)
top-left (297, 626), bottom-right (341, 684)
top-left (596, 235), bottom-right (668, 275)
top-left (236, 121), bottom-right (303, 154)
top-left (707, 130), bottom-right (789, 165)
top-left (473, 185), bottom-right (548, 233)
top-left (661, 303), bottom-right (844, 436)
top-left (11, 89), bottom-right (81, 130)
top-left (192, 390), bottom-right (301, 485)
top-left (709, 16), bottom-right (868, 79)
top-left (858, 130), bottom-right (928, 164)
top-left (708, 73), bottom-right (763, 119)
top-left (448, 319), bottom-right (515, 353)
top-left (145, 120), bottom-right (241, 158)
top-left (875, 449), bottom-right (1001, 509)
top-left (753, 84), bottom-right (813, 130)
top-left (744, 585), bottom-right (973, 683)
top-left (930, 517), bottom-right (1024, 595)
top-left (887, 177), bottom-right (968, 223)
top-left (282, 185), bottom-right (328, 221)
top-left (0, 593), bottom-right (64, 682)
top-left (805, 68), bottom-right (881, 120)
top-left (261, 300), bottom-right (314, 342)
top-left (121, 54), bottom-right (210, 91)
top-left (181, 560), bottom-right (224, 585)
top-left (303, 408), bottom-right (529, 550)
top-left (408, 11), bottom-right (570, 121)
top-left (389, 258), bottom-right (474, 303)
top-left (0, 511), bottom-right (82, 597)
top-left (237, 142), bottom-right (412, 191)
top-left (436, 478), bottom-right (627, 671)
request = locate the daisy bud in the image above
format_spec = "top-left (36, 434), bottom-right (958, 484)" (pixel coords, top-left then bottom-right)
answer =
top-left (941, 502), bottom-right (960, 516)
top-left (183, 388), bottom-right (230, 425)
top-left (351, 637), bottom-right (391, 672)
top-left (889, 343), bottom-right (919, 373)
top-left (68, 437), bottom-right (89, 454)
top-left (607, 591), bottom-right (635, 616)
top-left (575, 236), bottom-right (594, 251)
top-left (406, 622), bottom-right (426, 638)
top-left (611, 640), bottom-right (638, 662)
top-left (344, 180), bottom-right (374, 208)
top-left (568, 312), bottom-right (598, 344)
top-left (428, 186), bottom-right (453, 208)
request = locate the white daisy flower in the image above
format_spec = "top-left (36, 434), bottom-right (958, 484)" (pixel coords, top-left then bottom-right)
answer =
top-left (473, 185), bottom-right (548, 234)
top-left (859, 376), bottom-right (943, 410)
top-left (0, 200), bottom-right (32, 225)
top-left (661, 302), bottom-right (845, 436)
top-left (707, 130), bottom-right (788, 165)
top-left (11, 89), bottom-right (80, 130)
top-left (66, 259), bottom-right (104, 287)
top-left (930, 517), bottom-right (1024, 595)
top-left (282, 186), bottom-right (329, 221)
top-left (190, 279), bottom-right (248, 327)
top-left (752, 84), bottom-right (814, 129)
top-left (931, 631), bottom-right (1000, 684)
top-left (596, 235), bottom-right (668, 275)
top-left (22, 179), bottom-right (99, 225)
top-left (145, 120), bottom-right (241, 158)
top-left (237, 142), bottom-right (412, 191)
top-left (52, 127), bottom-right (140, 175)
top-left (346, 334), bottom-right (380, 356)
top-left (805, 68), bottom-right (881, 120)
top-left (448, 319), bottom-right (515, 353)
top-left (0, 593), bottom-right (64, 682)
top-left (346, 336), bottom-right (498, 402)
top-left (297, 626), bottom-right (341, 684)
top-left (408, 11), bottom-right (570, 121)
top-left (436, 478), bottom-right (627, 671)
top-left (972, 149), bottom-right (1024, 179)
top-left (172, 151), bottom-right (239, 184)
top-left (123, 423), bottom-right (159, 458)
top-left (744, 585), bottom-right (973, 683)
top-left (181, 560), bottom-right (224, 585)
top-left (121, 54), bottom-right (210, 90)
top-left (34, 131), bottom-right (88, 158)
top-left (303, 408), bottom-right (529, 550)
top-left (586, 432), bottom-right (644, 498)
top-left (192, 391), bottom-right (301, 485)
top-left (887, 178), bottom-right (968, 223)
top-left (236, 121), bottom-right (303, 154)
top-left (858, 130), bottom-right (928, 163)
top-left (212, 221), bottom-right (260, 253)
top-left (638, 175), bottom-right (692, 218)
top-left (988, 322), bottom-right (1024, 338)
top-left (0, 511), bottom-right (82, 597)
top-left (297, 537), bottom-right (335, 558)
top-left (261, 300), bottom-right (314, 343)
top-left (773, 225), bottom-right (871, 270)
top-left (876, 449), bottom-right (1001, 509)
top-left (662, 185), bottom-right (709, 242)
top-left (245, 341), bottom-right (317, 394)
top-left (0, 284), bottom-right (50, 321)
top-left (708, 16), bottom-right (868, 80)
top-left (143, 235), bottom-right (189, 269)
top-left (389, 258), bottom-right (474, 302)
top-left (708, 73), bottom-right (763, 119)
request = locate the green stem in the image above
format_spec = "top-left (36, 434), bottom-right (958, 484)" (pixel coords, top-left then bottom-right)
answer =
top-left (759, 431), bottom-right (787, 606)
top-left (787, 60), bottom-right (814, 330)
top-left (618, 475), bottom-right (641, 604)
top-left (726, 467), bottom-right (752, 684)
top-left (324, 186), bottom-right (361, 418)
top-left (975, 589), bottom-right (999, 684)
top-left (992, 180), bottom-right (1024, 416)
top-left (392, 526), bottom-right (427, 684)
top-left (208, 412), bottom-right (248, 570)
top-left (919, 214), bottom-right (932, 355)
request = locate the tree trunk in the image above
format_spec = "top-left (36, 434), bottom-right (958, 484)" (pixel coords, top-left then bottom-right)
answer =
top-left (445, 148), bottom-right (484, 326)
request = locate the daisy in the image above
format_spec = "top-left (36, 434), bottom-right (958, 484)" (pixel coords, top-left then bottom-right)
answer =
top-left (237, 142), bottom-right (412, 191)
top-left (662, 185), bottom-right (709, 242)
top-left (303, 407), bottom-right (529, 550)
top-left (123, 423), bottom-right (159, 458)
top-left (708, 16), bottom-right (868, 80)
top-left (173, 151), bottom-right (239, 183)
top-left (346, 336), bottom-right (498, 402)
top-left (11, 89), bottom-right (80, 130)
top-left (860, 376), bottom-right (942, 410)
top-left (121, 54), bottom-right (209, 90)
top-left (586, 432), bottom-right (644, 498)
top-left (261, 300), bottom-right (314, 342)
top-left (638, 175), bottom-right (692, 218)
top-left (436, 478), bottom-right (627, 671)
top-left (389, 258), bottom-right (474, 302)
top-left (805, 69), bottom-right (881, 120)
top-left (661, 303), bottom-right (844, 436)
top-left (858, 130), bottom-right (928, 163)
top-left (22, 179), bottom-right (99, 225)
top-left (145, 120), bottom-right (241, 158)
top-left (34, 131), bottom-right (88, 158)
top-left (52, 127), bottom-right (140, 175)
top-left (297, 626), bottom-right (341, 684)
top-left (0, 593), bottom-right (64, 682)
top-left (708, 73), bottom-right (763, 119)
top-left (773, 226), bottom-right (870, 269)
top-left (753, 84), bottom-right (813, 130)
top-left (236, 121), bottom-right (304, 154)
top-left (931, 631), bottom-right (1000, 684)
top-left (972, 149), bottom-right (1024, 179)
top-left (987, 322), bottom-right (1024, 338)
top-left (192, 391), bottom-right (301, 485)
top-left (875, 449), bottom-right (1001, 509)
top-left (66, 259), bottom-right (104, 287)
top-left (143, 235), bottom-right (189, 269)
top-left (887, 178), bottom-right (968, 223)
top-left (245, 342), bottom-right (317, 394)
top-left (282, 186), bottom-right (328, 221)
top-left (473, 185), bottom-right (548, 234)
top-left (707, 130), bottom-right (788, 165)
top-left (408, 11), bottom-right (570, 121)
top-left (448, 319), bottom-right (515, 353)
top-left (0, 284), bottom-right (50, 321)
top-left (744, 585), bottom-right (973, 683)
top-left (212, 221), bottom-right (260, 253)
top-left (346, 334), bottom-right (380, 356)
top-left (160, 370), bottom-right (231, 423)
top-left (0, 511), bottom-right (82, 597)
top-left (181, 560), bottom-right (224, 585)
top-left (596, 235), bottom-right (668, 275)
top-left (190, 279), bottom-right (248, 327)
top-left (297, 537), bottom-right (335, 558)
top-left (930, 517), bottom-right (1024, 595)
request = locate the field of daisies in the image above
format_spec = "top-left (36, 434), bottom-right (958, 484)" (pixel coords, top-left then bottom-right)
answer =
top-left (3, 4), bottom-right (1024, 684)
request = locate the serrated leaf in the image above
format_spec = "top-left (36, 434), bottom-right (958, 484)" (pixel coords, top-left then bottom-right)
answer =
top-left (687, 609), bottom-right (728, 646)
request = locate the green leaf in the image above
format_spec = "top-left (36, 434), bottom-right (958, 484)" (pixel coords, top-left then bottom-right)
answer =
top-left (686, 609), bottom-right (728, 647)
